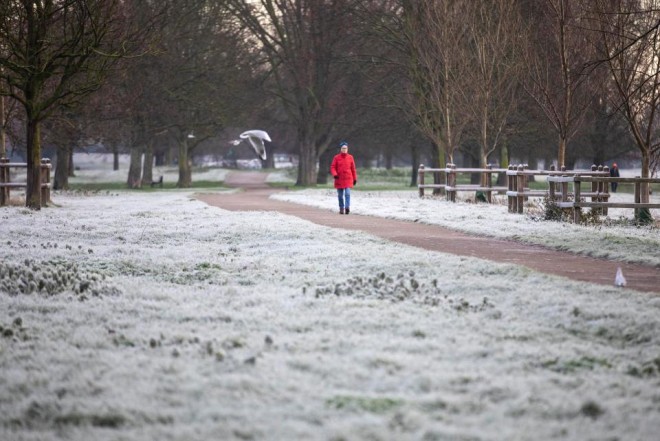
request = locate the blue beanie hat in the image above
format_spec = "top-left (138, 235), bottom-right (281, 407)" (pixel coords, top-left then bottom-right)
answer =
top-left (339, 141), bottom-right (348, 147)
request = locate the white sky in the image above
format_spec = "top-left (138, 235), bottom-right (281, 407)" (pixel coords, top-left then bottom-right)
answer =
top-left (1, 160), bottom-right (659, 440)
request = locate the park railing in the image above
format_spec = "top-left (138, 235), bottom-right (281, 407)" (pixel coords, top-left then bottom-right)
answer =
top-left (417, 163), bottom-right (659, 221)
top-left (506, 164), bottom-right (610, 214)
top-left (418, 163), bottom-right (508, 202)
top-left (0, 158), bottom-right (52, 206)
top-left (547, 174), bottom-right (660, 222)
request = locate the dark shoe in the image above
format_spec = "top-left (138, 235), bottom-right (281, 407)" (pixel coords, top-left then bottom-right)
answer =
top-left (345, 208), bottom-right (350, 214)
top-left (340, 208), bottom-right (345, 214)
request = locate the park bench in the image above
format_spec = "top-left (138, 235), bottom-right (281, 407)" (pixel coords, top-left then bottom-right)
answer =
top-left (150, 176), bottom-right (163, 188)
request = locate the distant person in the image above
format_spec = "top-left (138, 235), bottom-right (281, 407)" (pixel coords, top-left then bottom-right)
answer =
top-left (330, 141), bottom-right (357, 214)
top-left (610, 163), bottom-right (620, 192)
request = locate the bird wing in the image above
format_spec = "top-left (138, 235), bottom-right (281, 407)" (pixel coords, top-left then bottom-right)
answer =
top-left (240, 130), bottom-right (271, 143)
top-left (246, 136), bottom-right (267, 160)
top-left (239, 130), bottom-right (270, 160)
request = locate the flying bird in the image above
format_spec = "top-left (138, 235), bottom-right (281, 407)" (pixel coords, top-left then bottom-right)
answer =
top-left (234, 130), bottom-right (270, 160)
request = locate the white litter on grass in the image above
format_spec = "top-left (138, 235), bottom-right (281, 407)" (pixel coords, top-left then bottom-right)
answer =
top-left (1, 190), bottom-right (659, 440)
top-left (615, 267), bottom-right (627, 287)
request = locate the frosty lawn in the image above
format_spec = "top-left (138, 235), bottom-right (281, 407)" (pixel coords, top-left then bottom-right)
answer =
top-left (1, 190), bottom-right (660, 440)
top-left (272, 189), bottom-right (660, 267)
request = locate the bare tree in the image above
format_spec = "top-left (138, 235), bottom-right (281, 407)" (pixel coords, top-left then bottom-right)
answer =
top-left (462, 0), bottom-right (525, 182)
top-left (399, 0), bottom-right (470, 168)
top-left (0, 0), bottom-right (157, 208)
top-left (587, 0), bottom-right (660, 190)
top-left (522, 0), bottom-right (597, 168)
top-left (227, 0), bottom-right (358, 186)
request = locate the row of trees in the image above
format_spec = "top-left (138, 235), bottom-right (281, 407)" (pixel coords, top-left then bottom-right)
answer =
top-left (1, 0), bottom-right (659, 208)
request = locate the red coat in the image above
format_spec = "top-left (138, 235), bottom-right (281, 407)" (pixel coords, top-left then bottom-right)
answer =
top-left (330, 153), bottom-right (357, 189)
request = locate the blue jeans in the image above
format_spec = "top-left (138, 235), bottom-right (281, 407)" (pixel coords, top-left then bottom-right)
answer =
top-left (337, 188), bottom-right (351, 209)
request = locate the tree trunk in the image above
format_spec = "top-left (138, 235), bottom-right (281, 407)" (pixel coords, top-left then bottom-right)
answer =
top-left (54, 144), bottom-right (70, 190)
top-left (127, 147), bottom-right (142, 188)
top-left (68, 148), bottom-right (75, 177)
top-left (470, 156), bottom-right (481, 185)
top-left (296, 139), bottom-right (318, 186)
top-left (166, 146), bottom-right (176, 166)
top-left (26, 118), bottom-right (42, 209)
top-left (317, 148), bottom-right (333, 185)
top-left (143, 139), bottom-right (154, 184)
top-left (527, 157), bottom-right (538, 182)
top-left (497, 143), bottom-right (508, 186)
top-left (178, 139), bottom-right (192, 188)
top-left (113, 145), bottom-right (119, 171)
top-left (0, 96), bottom-right (5, 159)
top-left (641, 149), bottom-right (650, 203)
top-left (432, 141), bottom-right (445, 195)
top-left (558, 136), bottom-right (567, 168)
top-left (263, 143), bottom-right (275, 169)
top-left (410, 142), bottom-right (419, 187)
top-left (480, 139), bottom-right (489, 187)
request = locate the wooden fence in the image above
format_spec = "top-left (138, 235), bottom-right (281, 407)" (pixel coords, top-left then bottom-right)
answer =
top-left (417, 163), bottom-right (659, 220)
top-left (548, 175), bottom-right (660, 222)
top-left (506, 165), bottom-right (610, 214)
top-left (418, 164), bottom-right (507, 202)
top-left (0, 158), bottom-right (52, 206)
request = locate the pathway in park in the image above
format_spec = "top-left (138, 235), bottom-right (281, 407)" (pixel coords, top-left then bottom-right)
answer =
top-left (196, 171), bottom-right (660, 294)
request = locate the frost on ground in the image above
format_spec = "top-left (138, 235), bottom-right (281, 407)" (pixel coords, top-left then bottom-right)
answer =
top-left (1, 191), bottom-right (660, 441)
top-left (272, 189), bottom-right (660, 267)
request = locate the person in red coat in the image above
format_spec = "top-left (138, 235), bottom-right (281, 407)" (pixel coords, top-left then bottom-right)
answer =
top-left (330, 141), bottom-right (357, 214)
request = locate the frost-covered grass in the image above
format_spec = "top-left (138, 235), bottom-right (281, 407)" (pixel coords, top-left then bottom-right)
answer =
top-left (2, 189), bottom-right (660, 441)
top-left (272, 189), bottom-right (660, 268)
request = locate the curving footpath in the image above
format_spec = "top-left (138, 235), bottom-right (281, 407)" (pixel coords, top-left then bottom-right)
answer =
top-left (196, 171), bottom-right (660, 294)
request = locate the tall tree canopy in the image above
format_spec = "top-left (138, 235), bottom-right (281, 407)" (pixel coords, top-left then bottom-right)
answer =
top-left (0, 0), bottom-right (158, 208)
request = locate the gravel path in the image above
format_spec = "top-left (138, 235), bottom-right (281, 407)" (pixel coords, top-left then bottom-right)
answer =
top-left (196, 171), bottom-right (660, 293)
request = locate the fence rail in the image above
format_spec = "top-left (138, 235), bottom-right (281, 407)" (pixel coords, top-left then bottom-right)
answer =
top-left (0, 158), bottom-right (52, 206)
top-left (506, 164), bottom-right (610, 214)
top-left (548, 174), bottom-right (660, 222)
top-left (418, 164), bottom-right (507, 202)
top-left (417, 163), bottom-right (658, 221)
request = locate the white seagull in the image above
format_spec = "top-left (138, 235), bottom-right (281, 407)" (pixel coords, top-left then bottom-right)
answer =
top-left (233, 130), bottom-right (270, 160)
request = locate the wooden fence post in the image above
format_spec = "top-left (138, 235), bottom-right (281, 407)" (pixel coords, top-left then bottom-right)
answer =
top-left (447, 163), bottom-right (457, 202)
top-left (40, 158), bottom-right (51, 205)
top-left (548, 173), bottom-right (555, 202)
top-left (561, 166), bottom-right (568, 207)
top-left (507, 165), bottom-right (514, 213)
top-left (590, 165), bottom-right (598, 215)
top-left (521, 164), bottom-right (529, 202)
top-left (573, 177), bottom-right (582, 223)
top-left (602, 166), bottom-right (609, 215)
top-left (516, 164), bottom-right (524, 213)
top-left (548, 165), bottom-right (556, 199)
top-left (634, 177), bottom-right (641, 219)
top-left (418, 164), bottom-right (425, 198)
top-left (0, 157), bottom-right (8, 206)
top-left (485, 164), bottom-right (493, 203)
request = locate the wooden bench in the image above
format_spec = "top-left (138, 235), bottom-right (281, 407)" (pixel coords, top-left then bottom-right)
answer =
top-left (150, 176), bottom-right (163, 188)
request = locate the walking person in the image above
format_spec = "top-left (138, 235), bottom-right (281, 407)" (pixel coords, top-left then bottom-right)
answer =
top-left (610, 163), bottom-right (620, 193)
top-left (330, 141), bottom-right (357, 214)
